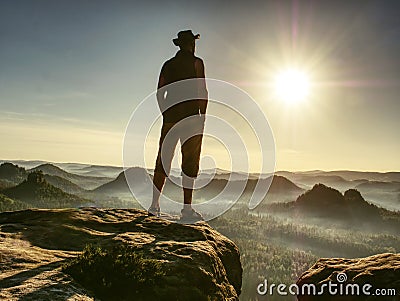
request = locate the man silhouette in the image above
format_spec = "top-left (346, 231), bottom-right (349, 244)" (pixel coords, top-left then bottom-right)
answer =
top-left (148, 30), bottom-right (208, 221)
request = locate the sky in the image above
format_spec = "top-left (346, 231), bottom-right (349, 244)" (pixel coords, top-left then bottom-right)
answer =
top-left (0, 0), bottom-right (399, 172)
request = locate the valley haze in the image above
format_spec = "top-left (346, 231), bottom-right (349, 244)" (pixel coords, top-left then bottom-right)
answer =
top-left (0, 159), bottom-right (399, 300)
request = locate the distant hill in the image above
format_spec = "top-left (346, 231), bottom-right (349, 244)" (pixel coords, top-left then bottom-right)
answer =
top-left (0, 193), bottom-right (28, 212)
top-left (0, 162), bottom-right (27, 185)
top-left (30, 163), bottom-right (112, 190)
top-left (44, 174), bottom-right (86, 194)
top-left (267, 184), bottom-right (399, 225)
top-left (76, 165), bottom-right (122, 178)
top-left (93, 171), bottom-right (129, 194)
top-left (355, 181), bottom-right (400, 192)
top-left (275, 171), bottom-right (368, 191)
top-left (0, 160), bottom-right (47, 169)
top-left (202, 175), bottom-right (302, 194)
top-left (276, 170), bottom-right (400, 183)
top-left (0, 163), bottom-right (86, 194)
top-left (293, 184), bottom-right (378, 216)
top-left (266, 175), bottom-right (304, 194)
top-left (94, 170), bottom-right (302, 202)
top-left (2, 171), bottom-right (89, 208)
top-left (353, 181), bottom-right (400, 212)
top-left (93, 167), bottom-right (152, 195)
top-left (205, 170), bottom-right (263, 181)
top-left (330, 171), bottom-right (400, 182)
top-left (30, 163), bottom-right (73, 178)
top-left (4, 161), bottom-right (399, 182)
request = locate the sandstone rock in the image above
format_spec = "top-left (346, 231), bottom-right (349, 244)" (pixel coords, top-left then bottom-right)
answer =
top-left (0, 208), bottom-right (242, 300)
top-left (297, 253), bottom-right (400, 300)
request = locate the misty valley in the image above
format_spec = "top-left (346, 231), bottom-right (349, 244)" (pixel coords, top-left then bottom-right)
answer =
top-left (0, 160), bottom-right (399, 300)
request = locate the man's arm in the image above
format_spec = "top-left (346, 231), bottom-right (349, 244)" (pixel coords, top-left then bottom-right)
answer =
top-left (195, 58), bottom-right (208, 115)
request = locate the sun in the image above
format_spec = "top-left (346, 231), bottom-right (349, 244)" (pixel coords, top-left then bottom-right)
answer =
top-left (274, 69), bottom-right (310, 103)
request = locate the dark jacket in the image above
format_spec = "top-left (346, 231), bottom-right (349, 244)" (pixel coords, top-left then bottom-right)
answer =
top-left (157, 50), bottom-right (208, 123)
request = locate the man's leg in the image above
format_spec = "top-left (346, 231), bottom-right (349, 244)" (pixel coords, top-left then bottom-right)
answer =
top-left (182, 175), bottom-right (195, 209)
top-left (181, 127), bottom-right (203, 218)
top-left (150, 122), bottom-right (178, 211)
top-left (150, 171), bottom-right (166, 210)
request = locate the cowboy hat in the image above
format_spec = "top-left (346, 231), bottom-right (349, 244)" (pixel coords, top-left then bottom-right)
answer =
top-left (173, 30), bottom-right (200, 46)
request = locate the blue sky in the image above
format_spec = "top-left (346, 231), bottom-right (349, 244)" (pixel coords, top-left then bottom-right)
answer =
top-left (1, 0), bottom-right (399, 171)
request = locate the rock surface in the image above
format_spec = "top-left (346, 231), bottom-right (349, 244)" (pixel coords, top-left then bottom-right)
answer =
top-left (297, 253), bottom-right (400, 300)
top-left (0, 208), bottom-right (242, 300)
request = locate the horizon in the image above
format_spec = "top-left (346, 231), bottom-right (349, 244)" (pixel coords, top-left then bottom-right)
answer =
top-left (1, 158), bottom-right (399, 174)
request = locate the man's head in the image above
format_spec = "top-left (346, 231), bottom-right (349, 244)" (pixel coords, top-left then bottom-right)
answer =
top-left (173, 30), bottom-right (200, 54)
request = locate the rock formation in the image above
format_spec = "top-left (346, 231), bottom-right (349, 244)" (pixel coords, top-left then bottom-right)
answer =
top-left (297, 253), bottom-right (400, 300)
top-left (0, 208), bottom-right (242, 300)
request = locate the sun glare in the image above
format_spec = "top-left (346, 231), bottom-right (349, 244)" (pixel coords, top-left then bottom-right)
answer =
top-left (274, 69), bottom-right (310, 103)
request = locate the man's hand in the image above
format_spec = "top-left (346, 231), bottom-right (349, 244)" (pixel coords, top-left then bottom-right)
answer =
top-left (197, 114), bottom-right (206, 131)
top-left (198, 113), bottom-right (206, 124)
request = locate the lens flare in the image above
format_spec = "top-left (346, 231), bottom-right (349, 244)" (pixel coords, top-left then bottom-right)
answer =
top-left (274, 69), bottom-right (310, 103)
